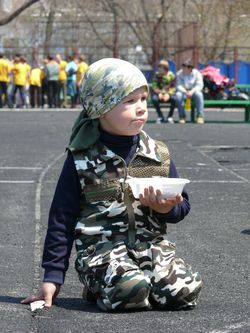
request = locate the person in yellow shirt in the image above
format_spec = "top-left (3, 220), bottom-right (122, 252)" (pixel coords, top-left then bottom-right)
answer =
top-left (0, 53), bottom-right (11, 108)
top-left (29, 65), bottom-right (42, 108)
top-left (20, 56), bottom-right (31, 107)
top-left (56, 54), bottom-right (67, 108)
top-left (10, 55), bottom-right (27, 108)
top-left (76, 54), bottom-right (88, 104)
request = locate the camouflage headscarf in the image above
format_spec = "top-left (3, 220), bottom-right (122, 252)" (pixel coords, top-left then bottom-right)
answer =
top-left (68, 58), bottom-right (148, 152)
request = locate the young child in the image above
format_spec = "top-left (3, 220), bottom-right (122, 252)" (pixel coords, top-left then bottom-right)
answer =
top-left (22, 58), bottom-right (203, 312)
top-left (151, 60), bottom-right (176, 124)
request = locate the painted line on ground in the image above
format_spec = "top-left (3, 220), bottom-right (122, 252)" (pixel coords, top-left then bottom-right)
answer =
top-left (177, 166), bottom-right (250, 171)
top-left (33, 152), bottom-right (65, 291)
top-left (0, 180), bottom-right (35, 184)
top-left (0, 108), bottom-right (80, 112)
top-left (0, 167), bottom-right (43, 170)
top-left (194, 145), bottom-right (250, 150)
top-left (191, 180), bottom-right (244, 183)
top-left (196, 148), bottom-right (250, 184)
top-left (209, 320), bottom-right (250, 333)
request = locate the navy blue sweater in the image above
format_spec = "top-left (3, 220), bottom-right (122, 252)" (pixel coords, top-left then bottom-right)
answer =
top-left (42, 133), bottom-right (190, 285)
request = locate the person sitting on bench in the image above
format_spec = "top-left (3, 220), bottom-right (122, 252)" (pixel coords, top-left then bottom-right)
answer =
top-left (176, 59), bottom-right (205, 124)
top-left (151, 60), bottom-right (176, 124)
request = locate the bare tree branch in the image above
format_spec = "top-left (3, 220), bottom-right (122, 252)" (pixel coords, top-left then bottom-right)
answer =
top-left (76, 0), bottom-right (112, 50)
top-left (0, 0), bottom-right (40, 26)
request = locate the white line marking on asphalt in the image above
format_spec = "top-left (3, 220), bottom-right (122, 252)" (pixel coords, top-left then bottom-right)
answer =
top-left (0, 167), bottom-right (42, 170)
top-left (0, 180), bottom-right (35, 184)
top-left (209, 320), bottom-right (250, 333)
top-left (33, 152), bottom-right (65, 290)
top-left (177, 166), bottom-right (250, 171)
top-left (197, 149), bottom-right (250, 184)
top-left (177, 167), bottom-right (213, 170)
top-left (195, 145), bottom-right (250, 150)
top-left (191, 180), bottom-right (244, 183)
top-left (0, 108), bottom-right (80, 112)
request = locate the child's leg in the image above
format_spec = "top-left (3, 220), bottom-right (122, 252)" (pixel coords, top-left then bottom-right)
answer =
top-left (149, 240), bottom-right (203, 310)
top-left (96, 260), bottom-right (151, 312)
top-left (77, 244), bottom-right (151, 312)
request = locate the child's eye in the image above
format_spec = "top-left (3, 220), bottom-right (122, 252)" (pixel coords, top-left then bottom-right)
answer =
top-left (124, 98), bottom-right (135, 104)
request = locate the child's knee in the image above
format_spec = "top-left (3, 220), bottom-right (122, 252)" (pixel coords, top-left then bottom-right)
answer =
top-left (97, 271), bottom-right (151, 312)
top-left (151, 272), bottom-right (203, 310)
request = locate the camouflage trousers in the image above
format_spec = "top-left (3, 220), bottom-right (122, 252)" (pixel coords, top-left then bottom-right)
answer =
top-left (76, 239), bottom-right (203, 312)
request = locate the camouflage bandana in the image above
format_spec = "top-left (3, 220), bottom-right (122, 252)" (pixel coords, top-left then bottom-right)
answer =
top-left (68, 58), bottom-right (148, 152)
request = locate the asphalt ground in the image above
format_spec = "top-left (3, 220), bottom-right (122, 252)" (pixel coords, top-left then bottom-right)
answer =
top-left (0, 108), bottom-right (249, 333)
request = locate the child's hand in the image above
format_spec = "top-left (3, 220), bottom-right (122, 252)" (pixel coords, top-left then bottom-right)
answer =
top-left (139, 186), bottom-right (183, 214)
top-left (21, 282), bottom-right (60, 308)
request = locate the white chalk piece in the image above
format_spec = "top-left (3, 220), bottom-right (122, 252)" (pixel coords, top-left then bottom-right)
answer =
top-left (30, 300), bottom-right (46, 312)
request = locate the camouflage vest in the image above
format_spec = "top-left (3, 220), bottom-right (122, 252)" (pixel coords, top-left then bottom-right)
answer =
top-left (73, 131), bottom-right (170, 258)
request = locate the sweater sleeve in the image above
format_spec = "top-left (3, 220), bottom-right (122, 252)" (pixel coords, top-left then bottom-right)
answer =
top-left (176, 71), bottom-right (187, 94)
top-left (42, 152), bottom-right (81, 285)
top-left (153, 159), bottom-right (191, 223)
top-left (190, 69), bottom-right (204, 93)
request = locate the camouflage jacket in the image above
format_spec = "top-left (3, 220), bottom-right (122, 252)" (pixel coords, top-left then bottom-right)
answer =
top-left (73, 130), bottom-right (170, 268)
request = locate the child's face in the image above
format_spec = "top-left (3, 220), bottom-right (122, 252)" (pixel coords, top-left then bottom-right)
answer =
top-left (99, 87), bottom-right (148, 136)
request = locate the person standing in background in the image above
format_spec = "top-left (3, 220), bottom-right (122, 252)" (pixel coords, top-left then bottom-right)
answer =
top-left (10, 55), bottom-right (27, 108)
top-left (66, 56), bottom-right (78, 108)
top-left (176, 59), bottom-right (205, 124)
top-left (20, 56), bottom-right (31, 107)
top-left (76, 54), bottom-right (88, 104)
top-left (56, 54), bottom-right (68, 108)
top-left (44, 55), bottom-right (59, 108)
top-left (29, 65), bottom-right (42, 108)
top-left (0, 53), bottom-right (11, 108)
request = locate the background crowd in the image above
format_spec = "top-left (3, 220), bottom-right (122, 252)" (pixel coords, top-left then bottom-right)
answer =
top-left (0, 53), bottom-right (88, 109)
top-left (0, 53), bottom-right (205, 124)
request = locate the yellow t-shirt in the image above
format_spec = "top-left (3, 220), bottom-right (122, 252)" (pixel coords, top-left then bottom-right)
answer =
top-left (30, 68), bottom-right (42, 87)
top-left (12, 63), bottom-right (28, 86)
top-left (58, 60), bottom-right (67, 81)
top-left (77, 62), bottom-right (88, 83)
top-left (0, 58), bottom-right (11, 83)
top-left (25, 63), bottom-right (31, 84)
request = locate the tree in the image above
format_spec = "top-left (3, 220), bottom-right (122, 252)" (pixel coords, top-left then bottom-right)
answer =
top-left (43, 1), bottom-right (56, 56)
top-left (0, 0), bottom-right (40, 26)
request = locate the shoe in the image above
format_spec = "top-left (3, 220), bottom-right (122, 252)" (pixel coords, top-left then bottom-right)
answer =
top-left (82, 286), bottom-right (96, 303)
top-left (156, 117), bottom-right (164, 124)
top-left (179, 119), bottom-right (186, 124)
top-left (167, 117), bottom-right (174, 124)
top-left (196, 116), bottom-right (204, 124)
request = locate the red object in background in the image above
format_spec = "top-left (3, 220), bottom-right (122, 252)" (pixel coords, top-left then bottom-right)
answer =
top-left (200, 66), bottom-right (230, 86)
top-left (200, 65), bottom-right (235, 99)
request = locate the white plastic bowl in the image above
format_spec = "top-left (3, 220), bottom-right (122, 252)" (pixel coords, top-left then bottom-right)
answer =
top-left (125, 177), bottom-right (190, 199)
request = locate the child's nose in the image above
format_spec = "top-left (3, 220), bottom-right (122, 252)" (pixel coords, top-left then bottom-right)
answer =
top-left (136, 99), bottom-right (147, 113)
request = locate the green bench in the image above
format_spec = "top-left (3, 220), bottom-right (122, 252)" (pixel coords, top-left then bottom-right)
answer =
top-left (147, 96), bottom-right (250, 123)
top-left (148, 82), bottom-right (250, 123)
top-left (235, 84), bottom-right (250, 90)
top-left (148, 98), bottom-right (250, 123)
top-left (190, 99), bottom-right (250, 123)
